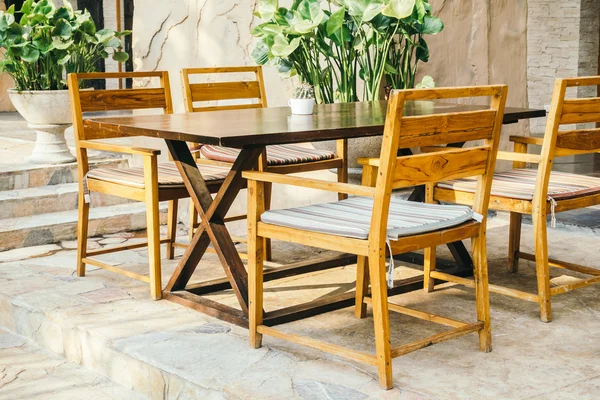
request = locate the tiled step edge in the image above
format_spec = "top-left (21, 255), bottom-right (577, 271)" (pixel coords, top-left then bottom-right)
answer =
top-left (0, 296), bottom-right (221, 399)
top-left (0, 183), bottom-right (133, 220)
top-left (0, 158), bottom-right (128, 191)
top-left (0, 203), bottom-right (167, 252)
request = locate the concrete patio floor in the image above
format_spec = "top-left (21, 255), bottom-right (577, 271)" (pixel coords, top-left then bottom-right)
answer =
top-left (0, 216), bottom-right (599, 399)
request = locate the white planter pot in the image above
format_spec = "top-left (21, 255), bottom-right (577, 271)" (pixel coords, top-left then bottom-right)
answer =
top-left (288, 98), bottom-right (315, 115)
top-left (8, 89), bottom-right (77, 164)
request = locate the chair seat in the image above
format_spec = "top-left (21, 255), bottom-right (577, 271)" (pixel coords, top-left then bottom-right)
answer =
top-left (199, 144), bottom-right (336, 166)
top-left (438, 169), bottom-right (600, 201)
top-left (87, 162), bottom-right (230, 188)
top-left (261, 197), bottom-right (480, 240)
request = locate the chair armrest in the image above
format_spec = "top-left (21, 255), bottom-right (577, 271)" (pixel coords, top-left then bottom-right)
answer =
top-left (242, 171), bottom-right (376, 198)
top-left (357, 157), bottom-right (379, 167)
top-left (509, 135), bottom-right (544, 146)
top-left (79, 140), bottom-right (161, 156)
top-left (497, 151), bottom-right (541, 163)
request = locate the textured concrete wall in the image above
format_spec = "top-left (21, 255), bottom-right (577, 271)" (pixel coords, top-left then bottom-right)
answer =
top-left (420, 0), bottom-right (530, 153)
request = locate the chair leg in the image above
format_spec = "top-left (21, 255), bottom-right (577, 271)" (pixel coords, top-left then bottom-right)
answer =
top-left (368, 251), bottom-right (393, 390)
top-left (508, 212), bottom-right (522, 273)
top-left (533, 210), bottom-right (552, 322)
top-left (189, 200), bottom-right (198, 242)
top-left (248, 180), bottom-right (266, 348)
top-left (166, 199), bottom-right (178, 260)
top-left (77, 195), bottom-right (90, 277)
top-left (472, 233), bottom-right (492, 352)
top-left (144, 157), bottom-right (162, 301)
top-left (423, 246), bottom-right (437, 293)
top-left (263, 182), bottom-right (273, 262)
top-left (355, 256), bottom-right (369, 319)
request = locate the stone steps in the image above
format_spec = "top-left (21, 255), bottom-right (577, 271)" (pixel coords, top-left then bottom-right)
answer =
top-left (0, 158), bottom-right (128, 191)
top-left (0, 202), bottom-right (167, 252)
top-left (0, 183), bottom-right (133, 220)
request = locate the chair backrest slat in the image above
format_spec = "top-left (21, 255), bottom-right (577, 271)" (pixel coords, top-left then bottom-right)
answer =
top-left (399, 109), bottom-right (496, 148)
top-left (560, 98), bottom-right (600, 125)
top-left (68, 71), bottom-right (173, 141)
top-left (79, 88), bottom-right (168, 113)
top-left (393, 146), bottom-right (491, 189)
top-left (189, 81), bottom-right (262, 102)
top-left (556, 128), bottom-right (600, 151)
top-left (181, 66), bottom-right (267, 113)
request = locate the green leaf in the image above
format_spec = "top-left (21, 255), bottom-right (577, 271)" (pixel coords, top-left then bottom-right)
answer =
top-left (362, 1), bottom-right (384, 22)
top-left (52, 18), bottom-right (72, 37)
top-left (271, 34), bottom-right (300, 57)
top-left (420, 15), bottom-right (443, 34)
top-left (251, 40), bottom-right (270, 65)
top-left (414, 0), bottom-right (426, 22)
top-left (112, 51), bottom-right (129, 62)
top-left (54, 6), bottom-right (72, 21)
top-left (57, 53), bottom-right (71, 65)
top-left (382, 0), bottom-right (416, 19)
top-left (20, 44), bottom-right (40, 62)
top-left (33, 36), bottom-right (54, 53)
top-left (415, 75), bottom-right (435, 89)
top-left (326, 8), bottom-right (344, 36)
top-left (257, 0), bottom-right (278, 20)
top-left (416, 38), bottom-right (429, 62)
top-left (0, 12), bottom-right (15, 30)
top-left (52, 38), bottom-right (73, 50)
top-left (19, 0), bottom-right (34, 14)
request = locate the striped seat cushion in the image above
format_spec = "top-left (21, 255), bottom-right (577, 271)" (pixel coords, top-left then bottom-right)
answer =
top-left (438, 169), bottom-right (600, 201)
top-left (261, 197), bottom-right (480, 240)
top-left (87, 163), bottom-right (230, 188)
top-left (200, 144), bottom-right (335, 166)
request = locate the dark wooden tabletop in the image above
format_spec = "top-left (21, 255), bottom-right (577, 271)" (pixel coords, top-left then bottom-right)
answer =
top-left (84, 101), bottom-right (546, 149)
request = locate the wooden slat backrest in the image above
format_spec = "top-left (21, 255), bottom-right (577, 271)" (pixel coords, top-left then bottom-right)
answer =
top-left (369, 86), bottom-right (507, 247)
top-left (68, 71), bottom-right (173, 140)
top-left (549, 77), bottom-right (600, 152)
top-left (181, 66), bottom-right (267, 113)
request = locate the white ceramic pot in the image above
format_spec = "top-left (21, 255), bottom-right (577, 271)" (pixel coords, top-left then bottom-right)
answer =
top-left (288, 98), bottom-right (315, 115)
top-left (8, 89), bottom-right (77, 164)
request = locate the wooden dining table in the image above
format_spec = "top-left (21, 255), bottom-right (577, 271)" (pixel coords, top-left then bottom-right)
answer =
top-left (85, 100), bottom-right (546, 327)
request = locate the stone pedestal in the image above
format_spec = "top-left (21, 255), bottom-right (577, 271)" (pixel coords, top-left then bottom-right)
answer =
top-left (8, 89), bottom-right (76, 165)
top-left (28, 124), bottom-right (77, 164)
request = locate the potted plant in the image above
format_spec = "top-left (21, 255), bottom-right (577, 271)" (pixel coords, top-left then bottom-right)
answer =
top-left (0, 0), bottom-right (130, 164)
top-left (289, 82), bottom-right (315, 115)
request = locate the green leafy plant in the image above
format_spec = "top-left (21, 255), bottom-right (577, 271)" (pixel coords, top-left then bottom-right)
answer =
top-left (293, 82), bottom-right (315, 99)
top-left (0, 0), bottom-right (130, 91)
top-left (251, 0), bottom-right (443, 103)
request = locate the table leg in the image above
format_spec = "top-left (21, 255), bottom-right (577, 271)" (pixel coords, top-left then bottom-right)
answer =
top-left (165, 140), bottom-right (262, 313)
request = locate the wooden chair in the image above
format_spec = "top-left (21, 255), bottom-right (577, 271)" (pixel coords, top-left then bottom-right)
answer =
top-left (244, 85), bottom-right (507, 389)
top-left (180, 66), bottom-right (349, 257)
top-left (432, 77), bottom-right (600, 322)
top-left (68, 71), bottom-right (230, 300)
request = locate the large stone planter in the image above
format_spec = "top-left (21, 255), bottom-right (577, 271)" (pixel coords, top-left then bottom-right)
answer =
top-left (8, 89), bottom-right (77, 164)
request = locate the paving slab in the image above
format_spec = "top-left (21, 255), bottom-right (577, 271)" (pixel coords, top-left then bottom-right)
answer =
top-left (0, 329), bottom-right (146, 400)
top-left (0, 216), bottom-right (598, 399)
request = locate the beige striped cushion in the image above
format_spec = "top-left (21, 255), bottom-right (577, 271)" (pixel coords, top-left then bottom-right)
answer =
top-left (261, 197), bottom-right (479, 240)
top-left (438, 169), bottom-right (600, 201)
top-left (200, 144), bottom-right (335, 166)
top-left (87, 162), bottom-right (230, 188)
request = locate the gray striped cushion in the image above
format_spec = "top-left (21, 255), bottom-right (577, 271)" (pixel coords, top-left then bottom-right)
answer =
top-left (87, 162), bottom-right (229, 188)
top-left (438, 169), bottom-right (600, 201)
top-left (201, 144), bottom-right (335, 165)
top-left (261, 197), bottom-right (479, 240)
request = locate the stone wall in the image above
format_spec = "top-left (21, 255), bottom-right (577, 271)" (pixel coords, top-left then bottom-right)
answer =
top-left (527, 0), bottom-right (600, 134)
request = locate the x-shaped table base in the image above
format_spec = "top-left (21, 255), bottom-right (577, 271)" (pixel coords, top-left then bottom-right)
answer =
top-left (162, 141), bottom-right (474, 328)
